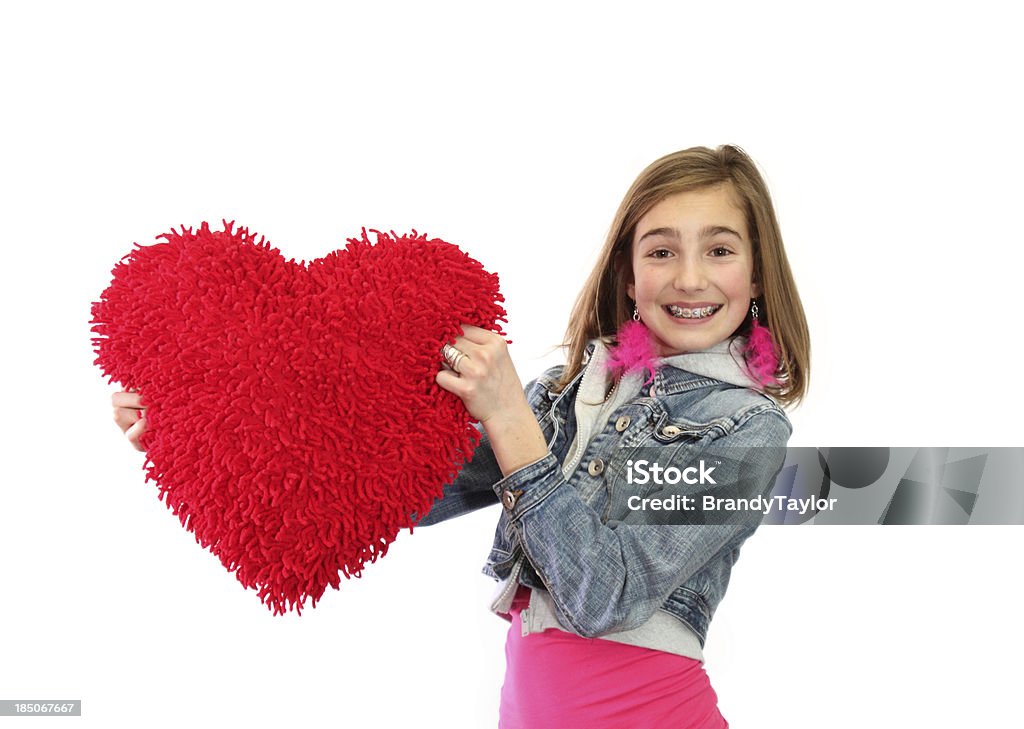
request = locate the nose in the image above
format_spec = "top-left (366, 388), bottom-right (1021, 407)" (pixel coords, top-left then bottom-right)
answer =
top-left (672, 255), bottom-right (708, 292)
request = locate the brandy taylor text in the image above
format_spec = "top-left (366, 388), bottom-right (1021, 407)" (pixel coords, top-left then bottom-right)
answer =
top-left (627, 494), bottom-right (839, 515)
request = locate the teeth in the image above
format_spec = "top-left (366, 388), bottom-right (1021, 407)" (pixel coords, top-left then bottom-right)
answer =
top-left (666, 304), bottom-right (720, 319)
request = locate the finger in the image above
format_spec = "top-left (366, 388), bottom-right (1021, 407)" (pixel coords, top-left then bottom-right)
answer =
top-left (125, 417), bottom-right (147, 452)
top-left (441, 337), bottom-right (482, 373)
top-left (452, 327), bottom-right (506, 358)
top-left (444, 331), bottom-right (481, 352)
top-left (113, 406), bottom-right (144, 433)
top-left (435, 368), bottom-right (471, 396)
top-left (112, 391), bottom-right (145, 409)
top-left (442, 341), bottom-right (487, 379)
top-left (458, 325), bottom-right (499, 345)
top-left (445, 336), bottom-right (481, 360)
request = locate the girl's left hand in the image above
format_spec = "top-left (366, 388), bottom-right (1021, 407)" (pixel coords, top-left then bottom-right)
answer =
top-left (435, 325), bottom-right (528, 427)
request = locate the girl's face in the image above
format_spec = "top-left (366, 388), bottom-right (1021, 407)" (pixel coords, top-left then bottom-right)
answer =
top-left (627, 184), bottom-right (760, 356)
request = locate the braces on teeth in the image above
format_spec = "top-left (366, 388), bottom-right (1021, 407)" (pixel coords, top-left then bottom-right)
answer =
top-left (667, 305), bottom-right (720, 319)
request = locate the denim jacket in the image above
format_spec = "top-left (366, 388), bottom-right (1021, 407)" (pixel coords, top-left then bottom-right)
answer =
top-left (417, 338), bottom-right (791, 657)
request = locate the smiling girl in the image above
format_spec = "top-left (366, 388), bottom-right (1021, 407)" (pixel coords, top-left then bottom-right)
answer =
top-left (428, 145), bottom-right (810, 727)
top-left (112, 145), bottom-right (810, 728)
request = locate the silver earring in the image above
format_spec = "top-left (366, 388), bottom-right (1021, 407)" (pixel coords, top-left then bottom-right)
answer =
top-left (750, 300), bottom-right (759, 320)
top-left (632, 304), bottom-right (640, 322)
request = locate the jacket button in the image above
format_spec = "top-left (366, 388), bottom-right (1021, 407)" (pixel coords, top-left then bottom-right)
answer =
top-left (661, 425), bottom-right (682, 437)
top-left (615, 415), bottom-right (631, 432)
top-left (501, 489), bottom-right (523, 510)
top-left (588, 458), bottom-right (605, 476)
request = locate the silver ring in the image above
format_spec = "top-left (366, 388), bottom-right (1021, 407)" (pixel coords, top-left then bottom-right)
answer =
top-left (442, 343), bottom-right (468, 373)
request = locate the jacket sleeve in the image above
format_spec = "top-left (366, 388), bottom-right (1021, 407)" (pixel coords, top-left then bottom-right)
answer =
top-left (494, 403), bottom-right (791, 637)
top-left (412, 422), bottom-right (503, 526)
top-left (413, 369), bottom-right (562, 527)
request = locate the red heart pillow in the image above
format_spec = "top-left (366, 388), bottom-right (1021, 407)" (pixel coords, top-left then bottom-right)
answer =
top-left (91, 221), bottom-right (506, 614)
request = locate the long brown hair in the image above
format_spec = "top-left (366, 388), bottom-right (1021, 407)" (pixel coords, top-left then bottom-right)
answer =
top-left (558, 145), bottom-right (810, 407)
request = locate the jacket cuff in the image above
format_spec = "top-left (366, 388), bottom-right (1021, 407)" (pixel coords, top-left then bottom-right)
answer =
top-left (490, 451), bottom-right (563, 519)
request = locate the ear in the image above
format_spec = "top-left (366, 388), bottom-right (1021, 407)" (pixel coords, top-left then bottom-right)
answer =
top-left (618, 247), bottom-right (636, 302)
top-left (750, 280), bottom-right (762, 299)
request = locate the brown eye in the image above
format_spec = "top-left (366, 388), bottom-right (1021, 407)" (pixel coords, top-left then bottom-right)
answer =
top-left (710, 246), bottom-right (733, 257)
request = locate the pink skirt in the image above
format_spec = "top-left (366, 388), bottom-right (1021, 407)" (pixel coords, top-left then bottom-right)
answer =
top-left (499, 587), bottom-right (728, 729)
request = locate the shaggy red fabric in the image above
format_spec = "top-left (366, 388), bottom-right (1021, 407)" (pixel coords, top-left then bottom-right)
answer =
top-left (91, 221), bottom-right (506, 615)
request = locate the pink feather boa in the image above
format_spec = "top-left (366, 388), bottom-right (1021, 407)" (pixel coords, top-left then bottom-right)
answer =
top-left (743, 318), bottom-right (781, 386)
top-left (604, 318), bottom-right (781, 388)
top-left (604, 320), bottom-right (659, 386)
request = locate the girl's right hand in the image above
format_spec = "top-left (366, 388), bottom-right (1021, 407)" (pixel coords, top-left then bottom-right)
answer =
top-left (112, 390), bottom-right (147, 452)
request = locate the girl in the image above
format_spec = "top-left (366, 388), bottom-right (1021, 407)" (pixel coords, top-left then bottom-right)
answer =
top-left (112, 145), bottom-right (810, 728)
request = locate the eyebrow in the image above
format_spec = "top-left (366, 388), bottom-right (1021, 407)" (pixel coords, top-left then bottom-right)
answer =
top-left (636, 225), bottom-right (744, 245)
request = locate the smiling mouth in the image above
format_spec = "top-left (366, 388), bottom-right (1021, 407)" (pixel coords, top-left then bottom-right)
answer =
top-left (665, 304), bottom-right (722, 320)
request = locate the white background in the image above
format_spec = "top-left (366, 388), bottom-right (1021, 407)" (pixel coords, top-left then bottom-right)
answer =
top-left (2, 2), bottom-right (1022, 727)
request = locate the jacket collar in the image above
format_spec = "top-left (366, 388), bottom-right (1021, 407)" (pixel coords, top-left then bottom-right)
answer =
top-left (581, 336), bottom-right (763, 397)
